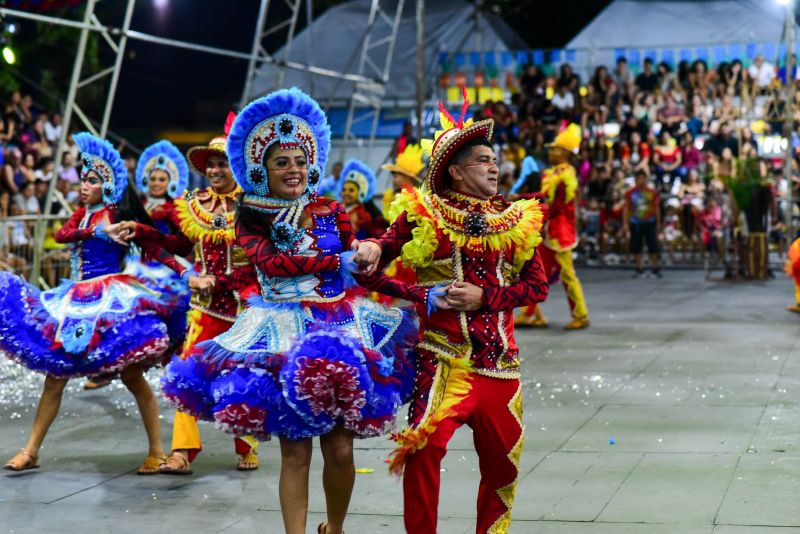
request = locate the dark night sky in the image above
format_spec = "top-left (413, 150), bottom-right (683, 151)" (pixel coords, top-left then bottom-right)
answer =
top-left (22, 0), bottom-right (613, 132)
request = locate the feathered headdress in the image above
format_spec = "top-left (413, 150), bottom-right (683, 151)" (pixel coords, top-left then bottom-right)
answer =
top-left (381, 143), bottom-right (425, 182)
top-left (186, 112), bottom-right (235, 175)
top-left (227, 87), bottom-right (331, 197)
top-left (421, 86), bottom-right (493, 196)
top-left (135, 140), bottom-right (190, 198)
top-left (548, 122), bottom-right (582, 154)
top-left (338, 159), bottom-right (376, 204)
top-left (74, 132), bottom-right (128, 206)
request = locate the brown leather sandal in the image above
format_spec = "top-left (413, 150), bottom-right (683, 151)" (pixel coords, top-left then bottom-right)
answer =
top-left (4, 449), bottom-right (39, 471)
top-left (136, 454), bottom-right (167, 475)
top-left (158, 451), bottom-right (193, 475)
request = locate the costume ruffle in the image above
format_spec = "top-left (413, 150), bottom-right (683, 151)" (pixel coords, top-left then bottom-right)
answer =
top-left (0, 271), bottom-right (178, 379)
top-left (124, 255), bottom-right (191, 352)
top-left (162, 289), bottom-right (417, 440)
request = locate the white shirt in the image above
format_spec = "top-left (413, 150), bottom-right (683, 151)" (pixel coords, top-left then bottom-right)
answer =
top-left (44, 121), bottom-right (62, 143)
top-left (748, 62), bottom-right (775, 88)
top-left (551, 91), bottom-right (575, 111)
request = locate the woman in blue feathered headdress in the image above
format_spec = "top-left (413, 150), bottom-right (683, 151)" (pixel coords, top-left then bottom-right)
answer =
top-left (337, 158), bottom-right (387, 240)
top-left (125, 140), bottom-right (192, 356)
top-left (159, 88), bottom-right (420, 534)
top-left (0, 132), bottom-right (181, 475)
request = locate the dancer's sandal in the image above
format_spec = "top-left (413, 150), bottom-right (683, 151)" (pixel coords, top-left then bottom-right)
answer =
top-left (136, 454), bottom-right (167, 475)
top-left (236, 449), bottom-right (259, 471)
top-left (3, 449), bottom-right (39, 472)
top-left (158, 451), bottom-right (193, 475)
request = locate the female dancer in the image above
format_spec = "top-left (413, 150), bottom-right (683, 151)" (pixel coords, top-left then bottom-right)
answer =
top-left (160, 89), bottom-right (417, 534)
top-left (108, 121), bottom-right (261, 474)
top-left (0, 132), bottom-right (177, 474)
top-left (85, 140), bottom-right (193, 391)
top-left (337, 159), bottom-right (386, 239)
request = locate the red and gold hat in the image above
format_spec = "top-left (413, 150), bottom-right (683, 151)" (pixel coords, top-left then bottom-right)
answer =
top-left (186, 112), bottom-right (235, 175)
top-left (421, 87), bottom-right (493, 196)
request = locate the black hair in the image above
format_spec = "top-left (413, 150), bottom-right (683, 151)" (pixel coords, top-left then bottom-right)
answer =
top-left (116, 176), bottom-right (155, 227)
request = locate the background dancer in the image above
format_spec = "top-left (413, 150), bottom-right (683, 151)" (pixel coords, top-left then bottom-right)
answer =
top-left (0, 133), bottom-right (177, 474)
top-left (109, 117), bottom-right (260, 474)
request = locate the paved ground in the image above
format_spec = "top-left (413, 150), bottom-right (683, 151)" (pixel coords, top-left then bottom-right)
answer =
top-left (1, 268), bottom-right (799, 534)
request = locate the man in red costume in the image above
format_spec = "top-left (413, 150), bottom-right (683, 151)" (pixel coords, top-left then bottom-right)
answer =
top-left (515, 123), bottom-right (589, 330)
top-left (111, 115), bottom-right (260, 474)
top-left (355, 93), bottom-right (549, 533)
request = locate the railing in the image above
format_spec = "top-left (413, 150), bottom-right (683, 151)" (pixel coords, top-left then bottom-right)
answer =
top-left (0, 214), bottom-right (72, 289)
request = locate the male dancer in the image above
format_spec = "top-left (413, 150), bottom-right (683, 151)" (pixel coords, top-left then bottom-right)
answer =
top-left (111, 115), bottom-right (259, 474)
top-left (355, 93), bottom-right (549, 533)
top-left (515, 123), bottom-right (589, 330)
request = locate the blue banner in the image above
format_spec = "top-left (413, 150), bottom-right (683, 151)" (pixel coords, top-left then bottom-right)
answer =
top-left (713, 46), bottom-right (726, 63)
top-left (763, 42), bottom-right (776, 59)
top-left (614, 48), bottom-right (626, 62)
top-left (661, 49), bottom-right (674, 65)
top-left (532, 49), bottom-right (545, 65)
top-left (438, 52), bottom-right (448, 66)
top-left (516, 50), bottom-right (529, 65)
top-left (550, 49), bottom-right (563, 64)
top-left (680, 48), bottom-right (692, 62)
top-left (628, 49), bottom-right (641, 66)
top-left (455, 53), bottom-right (465, 66)
top-left (746, 43), bottom-right (758, 59)
top-left (501, 51), bottom-right (513, 67)
top-left (566, 49), bottom-right (576, 63)
top-left (645, 49), bottom-right (657, 62)
top-left (696, 48), bottom-right (708, 61)
top-left (484, 51), bottom-right (496, 65)
top-left (729, 44), bottom-right (742, 60)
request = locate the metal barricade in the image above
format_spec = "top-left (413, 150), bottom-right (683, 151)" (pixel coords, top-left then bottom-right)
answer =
top-left (0, 214), bottom-right (72, 289)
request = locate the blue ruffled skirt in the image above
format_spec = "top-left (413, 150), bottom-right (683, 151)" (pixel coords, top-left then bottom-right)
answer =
top-left (162, 290), bottom-right (417, 440)
top-left (124, 255), bottom-right (191, 352)
top-left (0, 271), bottom-right (179, 379)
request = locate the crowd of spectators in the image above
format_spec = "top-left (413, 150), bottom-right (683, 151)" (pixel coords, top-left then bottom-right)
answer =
top-left (478, 54), bottom-right (800, 276)
top-left (0, 90), bottom-right (84, 283)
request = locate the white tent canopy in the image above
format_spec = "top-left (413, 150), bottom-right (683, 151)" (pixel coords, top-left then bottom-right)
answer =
top-left (250, 0), bottom-right (525, 105)
top-left (566, 0), bottom-right (799, 72)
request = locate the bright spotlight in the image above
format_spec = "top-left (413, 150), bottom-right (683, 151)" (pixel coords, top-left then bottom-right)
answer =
top-left (153, 0), bottom-right (169, 9)
top-left (777, 0), bottom-right (791, 5)
top-left (2, 46), bottom-right (16, 65)
top-left (5, 21), bottom-right (17, 35)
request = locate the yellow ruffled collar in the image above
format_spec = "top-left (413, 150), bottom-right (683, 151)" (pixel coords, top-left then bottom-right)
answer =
top-left (541, 163), bottom-right (578, 204)
top-left (175, 187), bottom-right (241, 244)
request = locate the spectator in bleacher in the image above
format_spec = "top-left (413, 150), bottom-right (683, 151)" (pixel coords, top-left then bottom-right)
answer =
top-left (24, 115), bottom-right (52, 159)
top-left (653, 130), bottom-right (683, 191)
top-left (620, 130), bottom-right (650, 176)
top-left (635, 57), bottom-right (659, 93)
top-left (44, 113), bottom-right (62, 144)
top-left (558, 63), bottom-right (580, 96)
top-left (657, 91), bottom-right (686, 135)
top-left (705, 121), bottom-right (739, 157)
top-left (520, 64), bottom-right (545, 99)
top-left (2, 148), bottom-right (26, 194)
top-left (0, 114), bottom-right (14, 144)
top-left (613, 57), bottom-right (633, 98)
top-left (551, 83), bottom-right (576, 118)
top-left (57, 151), bottom-right (79, 184)
top-left (749, 54), bottom-right (776, 95)
top-left (13, 181), bottom-right (39, 216)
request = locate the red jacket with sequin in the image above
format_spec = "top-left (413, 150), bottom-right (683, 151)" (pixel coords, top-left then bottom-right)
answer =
top-left (134, 189), bottom-right (257, 322)
top-left (367, 191), bottom-right (549, 378)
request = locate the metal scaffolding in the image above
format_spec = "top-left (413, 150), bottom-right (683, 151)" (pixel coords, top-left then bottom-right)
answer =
top-left (1, 1), bottom-right (405, 286)
top-left (340, 0), bottom-right (405, 154)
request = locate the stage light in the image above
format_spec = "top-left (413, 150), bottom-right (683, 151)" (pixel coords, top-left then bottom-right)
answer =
top-left (5, 21), bottom-right (17, 35)
top-left (153, 0), bottom-right (169, 9)
top-left (2, 46), bottom-right (16, 65)
top-left (777, 0), bottom-right (791, 5)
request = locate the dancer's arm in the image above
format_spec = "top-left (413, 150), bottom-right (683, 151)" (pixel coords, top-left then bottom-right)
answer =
top-left (55, 208), bottom-right (95, 243)
top-left (236, 218), bottom-right (343, 277)
top-left (336, 204), bottom-right (428, 304)
top-left (482, 250), bottom-right (549, 312)
top-left (132, 208), bottom-right (194, 257)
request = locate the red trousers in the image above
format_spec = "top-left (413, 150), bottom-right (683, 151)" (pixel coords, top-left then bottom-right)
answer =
top-left (402, 366), bottom-right (524, 533)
